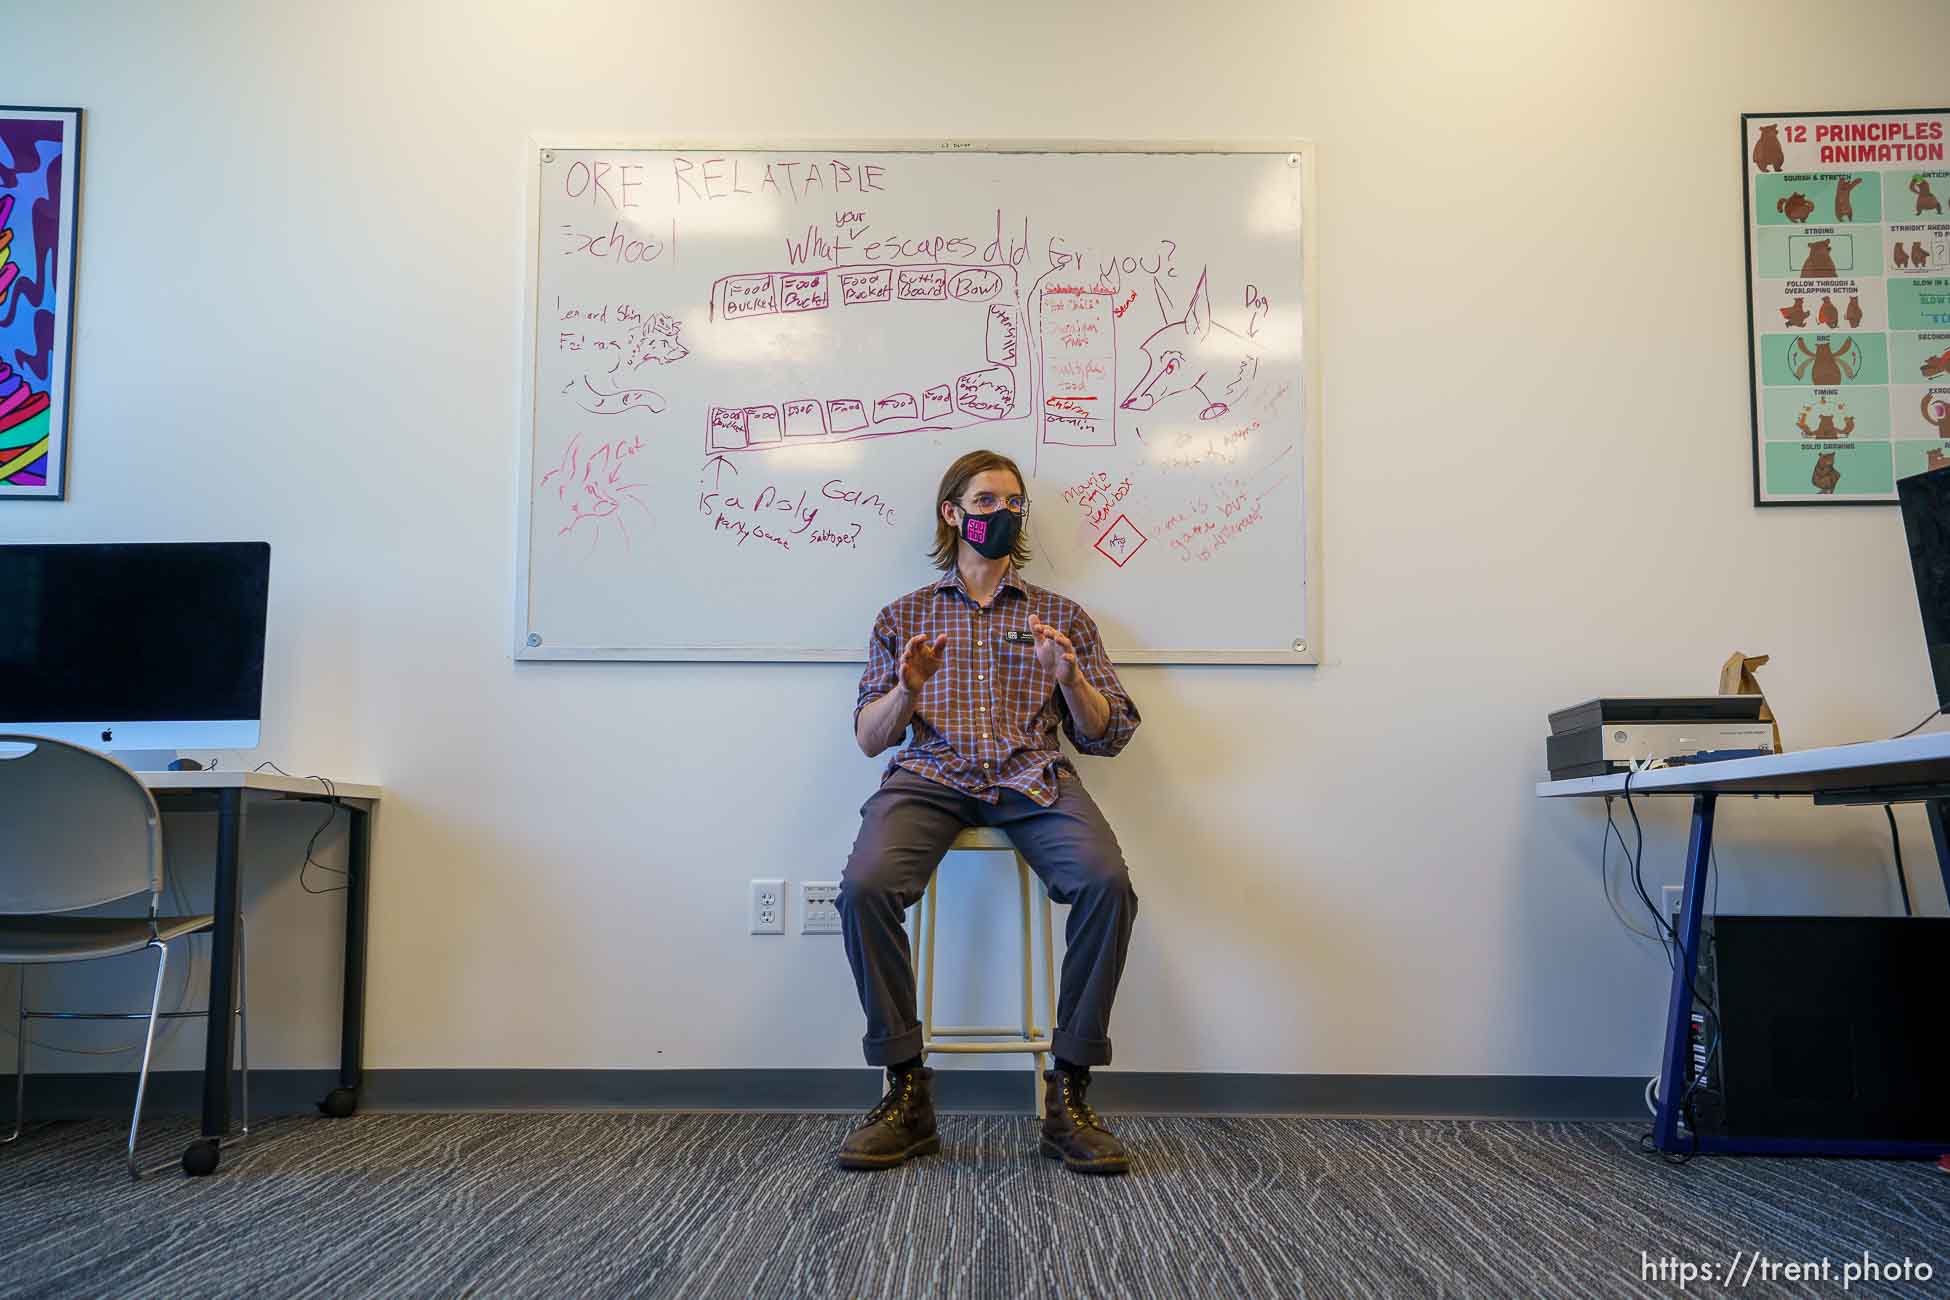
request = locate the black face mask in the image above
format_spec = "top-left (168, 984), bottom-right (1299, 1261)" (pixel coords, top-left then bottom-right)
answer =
top-left (958, 506), bottom-right (1021, 560)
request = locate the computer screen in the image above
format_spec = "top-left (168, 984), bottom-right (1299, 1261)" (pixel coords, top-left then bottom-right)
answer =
top-left (0, 542), bottom-right (270, 751)
top-left (1899, 465), bottom-right (1950, 712)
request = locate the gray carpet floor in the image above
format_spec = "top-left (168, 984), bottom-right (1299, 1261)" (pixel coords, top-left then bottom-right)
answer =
top-left (0, 1112), bottom-right (1945, 1298)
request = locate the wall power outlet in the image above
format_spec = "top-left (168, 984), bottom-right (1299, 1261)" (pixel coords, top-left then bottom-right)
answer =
top-left (750, 878), bottom-right (785, 935)
top-left (801, 882), bottom-right (842, 934)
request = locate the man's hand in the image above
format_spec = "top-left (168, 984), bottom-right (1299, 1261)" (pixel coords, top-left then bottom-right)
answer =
top-left (899, 632), bottom-right (949, 694)
top-left (857, 633), bottom-right (942, 757)
top-left (1031, 619), bottom-right (1080, 687)
top-left (1035, 618), bottom-right (1111, 739)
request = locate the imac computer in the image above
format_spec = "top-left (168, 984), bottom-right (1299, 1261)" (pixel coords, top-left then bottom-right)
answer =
top-left (0, 542), bottom-right (270, 768)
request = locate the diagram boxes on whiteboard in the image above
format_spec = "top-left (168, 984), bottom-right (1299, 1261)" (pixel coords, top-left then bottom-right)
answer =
top-left (709, 403), bottom-right (782, 447)
top-left (781, 273), bottom-right (829, 312)
top-left (955, 367), bottom-right (1015, 421)
top-left (896, 267), bottom-right (948, 300)
top-left (873, 393), bottom-right (918, 424)
top-left (702, 262), bottom-right (1024, 454)
top-left (709, 406), bottom-right (749, 450)
top-left (783, 399), bottom-right (825, 438)
top-left (720, 275), bottom-right (778, 320)
top-left (747, 405), bottom-right (782, 444)
top-left (827, 399), bottom-right (868, 434)
top-left (839, 269), bottom-right (893, 304)
top-left (1039, 288), bottom-right (1117, 447)
top-left (987, 304), bottom-right (1019, 365)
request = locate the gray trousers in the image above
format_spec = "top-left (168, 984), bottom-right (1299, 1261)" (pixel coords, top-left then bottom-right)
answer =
top-left (837, 767), bottom-right (1139, 1068)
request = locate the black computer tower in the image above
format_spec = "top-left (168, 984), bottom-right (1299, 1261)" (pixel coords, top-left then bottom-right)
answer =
top-left (1682, 916), bottom-right (1948, 1143)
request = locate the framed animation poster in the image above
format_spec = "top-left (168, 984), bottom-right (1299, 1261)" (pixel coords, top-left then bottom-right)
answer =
top-left (1742, 108), bottom-right (1950, 505)
top-left (0, 106), bottom-right (80, 499)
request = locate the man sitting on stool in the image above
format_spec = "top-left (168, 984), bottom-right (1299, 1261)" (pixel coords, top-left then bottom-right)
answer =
top-left (837, 448), bottom-right (1142, 1175)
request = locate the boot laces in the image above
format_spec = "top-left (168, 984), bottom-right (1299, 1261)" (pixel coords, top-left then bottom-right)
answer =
top-left (865, 1072), bottom-right (917, 1129)
top-left (1061, 1073), bottom-right (1105, 1131)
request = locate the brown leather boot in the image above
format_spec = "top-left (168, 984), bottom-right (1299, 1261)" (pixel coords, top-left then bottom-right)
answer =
top-left (1040, 1068), bottom-right (1130, 1175)
top-left (837, 1065), bottom-right (940, 1170)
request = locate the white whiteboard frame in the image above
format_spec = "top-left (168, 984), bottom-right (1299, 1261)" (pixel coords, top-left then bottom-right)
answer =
top-left (513, 137), bottom-right (1323, 665)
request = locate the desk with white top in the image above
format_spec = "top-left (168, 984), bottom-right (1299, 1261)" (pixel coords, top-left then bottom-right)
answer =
top-left (1536, 732), bottom-right (1950, 1158)
top-left (138, 770), bottom-right (381, 1176)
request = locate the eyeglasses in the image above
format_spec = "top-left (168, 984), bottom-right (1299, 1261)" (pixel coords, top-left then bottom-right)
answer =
top-left (961, 492), bottom-right (1030, 515)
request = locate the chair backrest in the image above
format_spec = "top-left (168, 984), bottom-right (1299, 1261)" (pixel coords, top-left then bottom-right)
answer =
top-left (0, 736), bottom-right (163, 915)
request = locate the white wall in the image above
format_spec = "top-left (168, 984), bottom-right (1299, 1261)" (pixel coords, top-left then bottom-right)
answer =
top-left (4, 0), bottom-right (1943, 1081)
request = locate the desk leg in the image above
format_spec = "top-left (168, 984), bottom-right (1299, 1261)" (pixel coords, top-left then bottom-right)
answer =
top-left (1653, 793), bottom-right (1716, 1154)
top-left (1927, 800), bottom-right (1950, 908)
top-left (185, 788), bottom-right (244, 1176)
top-left (319, 803), bottom-right (369, 1119)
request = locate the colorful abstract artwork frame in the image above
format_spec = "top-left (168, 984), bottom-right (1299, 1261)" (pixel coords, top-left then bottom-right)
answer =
top-left (0, 106), bottom-right (80, 499)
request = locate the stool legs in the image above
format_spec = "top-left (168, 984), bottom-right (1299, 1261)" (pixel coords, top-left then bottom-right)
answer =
top-left (1017, 853), bottom-right (1047, 1117)
top-left (921, 872), bottom-right (939, 1050)
top-left (912, 848), bottom-right (1058, 1116)
top-left (1037, 857), bottom-right (1056, 1117)
top-left (904, 876), bottom-right (945, 1073)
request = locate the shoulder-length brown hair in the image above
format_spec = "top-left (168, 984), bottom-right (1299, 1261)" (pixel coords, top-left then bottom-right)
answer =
top-left (930, 449), bottom-right (1032, 571)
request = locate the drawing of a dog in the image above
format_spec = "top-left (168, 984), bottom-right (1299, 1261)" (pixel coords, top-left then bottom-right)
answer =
top-left (1119, 270), bottom-right (1261, 422)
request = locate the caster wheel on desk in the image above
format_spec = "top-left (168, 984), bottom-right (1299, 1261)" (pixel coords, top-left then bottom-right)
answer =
top-left (318, 1087), bottom-right (359, 1119)
top-left (182, 1138), bottom-right (222, 1177)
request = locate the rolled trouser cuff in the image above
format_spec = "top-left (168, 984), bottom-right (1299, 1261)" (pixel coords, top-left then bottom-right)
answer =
top-left (862, 1025), bottom-right (926, 1067)
top-left (1052, 1029), bottom-right (1111, 1068)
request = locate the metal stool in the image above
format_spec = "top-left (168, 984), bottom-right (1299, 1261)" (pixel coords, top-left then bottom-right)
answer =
top-left (910, 826), bottom-right (1057, 1116)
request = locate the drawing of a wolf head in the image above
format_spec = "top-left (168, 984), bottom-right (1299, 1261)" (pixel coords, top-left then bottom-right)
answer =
top-left (1119, 269), bottom-right (1259, 421)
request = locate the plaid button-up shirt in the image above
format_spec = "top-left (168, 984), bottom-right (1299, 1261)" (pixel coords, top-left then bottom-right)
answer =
top-left (854, 567), bottom-right (1140, 806)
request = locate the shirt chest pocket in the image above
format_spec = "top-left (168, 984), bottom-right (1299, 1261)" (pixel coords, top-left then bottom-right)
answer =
top-left (992, 636), bottom-right (1060, 705)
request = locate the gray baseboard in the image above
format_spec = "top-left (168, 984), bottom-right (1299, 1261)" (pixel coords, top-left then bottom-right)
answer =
top-left (3, 1069), bottom-right (1647, 1121)
top-left (5, 1070), bottom-right (341, 1121)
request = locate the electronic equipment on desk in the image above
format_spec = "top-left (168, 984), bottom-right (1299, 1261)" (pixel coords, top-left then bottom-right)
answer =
top-left (1545, 696), bottom-right (1773, 781)
top-left (0, 542), bottom-right (270, 770)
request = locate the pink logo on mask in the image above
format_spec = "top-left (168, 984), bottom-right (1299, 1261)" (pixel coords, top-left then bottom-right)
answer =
top-left (965, 517), bottom-right (988, 544)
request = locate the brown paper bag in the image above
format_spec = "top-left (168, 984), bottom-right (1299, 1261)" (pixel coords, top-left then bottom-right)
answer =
top-left (1719, 651), bottom-right (1783, 752)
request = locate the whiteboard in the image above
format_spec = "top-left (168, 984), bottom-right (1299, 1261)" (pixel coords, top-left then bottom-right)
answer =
top-left (515, 140), bottom-right (1320, 663)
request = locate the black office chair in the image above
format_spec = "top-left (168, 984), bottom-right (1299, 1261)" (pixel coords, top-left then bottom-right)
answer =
top-left (0, 735), bottom-right (248, 1177)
